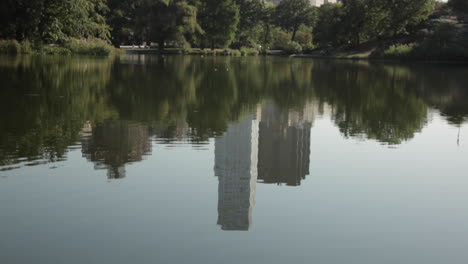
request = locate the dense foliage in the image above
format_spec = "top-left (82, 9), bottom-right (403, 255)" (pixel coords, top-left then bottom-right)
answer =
top-left (274, 0), bottom-right (316, 41)
top-left (1, 0), bottom-right (462, 56)
top-left (198, 0), bottom-right (240, 49)
top-left (0, 0), bottom-right (110, 43)
top-left (314, 0), bottom-right (436, 46)
top-left (449, 0), bottom-right (468, 13)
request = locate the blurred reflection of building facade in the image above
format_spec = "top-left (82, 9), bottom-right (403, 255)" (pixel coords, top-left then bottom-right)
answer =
top-left (214, 112), bottom-right (259, 231)
top-left (214, 102), bottom-right (316, 230)
top-left (81, 120), bottom-right (151, 179)
top-left (257, 103), bottom-right (315, 186)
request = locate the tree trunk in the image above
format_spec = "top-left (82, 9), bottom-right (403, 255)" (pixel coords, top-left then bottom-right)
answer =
top-left (264, 23), bottom-right (270, 45)
top-left (158, 38), bottom-right (164, 51)
top-left (291, 26), bottom-right (298, 41)
top-left (211, 39), bottom-right (215, 50)
top-left (355, 32), bottom-right (360, 46)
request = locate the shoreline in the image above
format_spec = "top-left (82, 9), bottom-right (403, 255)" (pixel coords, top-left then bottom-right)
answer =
top-left (2, 47), bottom-right (467, 65)
top-left (121, 48), bottom-right (468, 64)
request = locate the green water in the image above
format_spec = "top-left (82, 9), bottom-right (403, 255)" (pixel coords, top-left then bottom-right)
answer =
top-left (1, 55), bottom-right (468, 264)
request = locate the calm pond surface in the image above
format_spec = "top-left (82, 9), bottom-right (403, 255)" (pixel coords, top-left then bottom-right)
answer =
top-left (1, 55), bottom-right (468, 264)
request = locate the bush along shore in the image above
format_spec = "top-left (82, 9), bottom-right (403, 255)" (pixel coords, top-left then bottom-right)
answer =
top-left (0, 39), bottom-right (120, 56)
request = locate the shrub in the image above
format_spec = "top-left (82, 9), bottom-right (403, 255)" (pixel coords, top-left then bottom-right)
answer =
top-left (186, 48), bottom-right (202, 55)
top-left (222, 48), bottom-right (232, 56)
top-left (302, 43), bottom-right (316, 53)
top-left (240, 47), bottom-right (259, 56)
top-left (20, 40), bottom-right (32, 54)
top-left (64, 38), bottom-right (114, 56)
top-left (201, 49), bottom-right (218, 56)
top-left (182, 46), bottom-right (191, 54)
top-left (259, 45), bottom-right (270, 55)
top-left (181, 40), bottom-right (192, 54)
top-left (415, 23), bottom-right (468, 60)
top-left (38, 45), bottom-right (72, 55)
top-left (283, 41), bottom-right (303, 54)
top-left (273, 31), bottom-right (291, 50)
top-left (383, 44), bottom-right (416, 59)
top-left (382, 23), bottom-right (468, 60)
top-left (0, 39), bottom-right (21, 54)
top-left (295, 32), bottom-right (313, 46)
top-left (222, 48), bottom-right (241, 56)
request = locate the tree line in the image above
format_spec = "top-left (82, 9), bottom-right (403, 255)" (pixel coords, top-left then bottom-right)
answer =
top-left (0, 0), bottom-right (465, 52)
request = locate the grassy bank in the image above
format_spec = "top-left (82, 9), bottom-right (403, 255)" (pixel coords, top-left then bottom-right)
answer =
top-left (380, 24), bottom-right (468, 61)
top-left (0, 40), bottom-right (32, 54)
top-left (0, 39), bottom-right (120, 56)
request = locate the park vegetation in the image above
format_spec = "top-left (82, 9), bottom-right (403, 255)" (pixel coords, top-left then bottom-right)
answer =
top-left (0, 0), bottom-right (466, 59)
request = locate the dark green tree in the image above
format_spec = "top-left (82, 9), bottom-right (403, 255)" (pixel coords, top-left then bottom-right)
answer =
top-left (340, 0), bottom-right (376, 45)
top-left (0, 0), bottom-right (110, 43)
top-left (135, 0), bottom-right (201, 50)
top-left (198, 0), bottom-right (240, 49)
top-left (232, 0), bottom-right (265, 47)
top-left (313, 2), bottom-right (345, 47)
top-left (260, 3), bottom-right (276, 47)
top-left (107, 0), bottom-right (138, 46)
top-left (384, 0), bottom-right (435, 37)
top-left (273, 0), bottom-right (317, 41)
top-left (449, 0), bottom-right (468, 13)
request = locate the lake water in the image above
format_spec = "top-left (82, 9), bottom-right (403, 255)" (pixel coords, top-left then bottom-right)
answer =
top-left (1, 55), bottom-right (468, 264)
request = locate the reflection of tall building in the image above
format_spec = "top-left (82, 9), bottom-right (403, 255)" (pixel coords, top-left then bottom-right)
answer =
top-left (257, 103), bottom-right (314, 186)
top-left (81, 120), bottom-right (151, 179)
top-left (214, 114), bottom-right (259, 231)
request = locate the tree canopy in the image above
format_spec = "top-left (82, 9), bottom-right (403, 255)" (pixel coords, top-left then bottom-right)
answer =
top-left (274, 0), bottom-right (317, 41)
top-left (198, 0), bottom-right (240, 49)
top-left (449, 0), bottom-right (468, 13)
top-left (135, 0), bottom-right (201, 50)
top-left (0, 0), bottom-right (441, 52)
top-left (0, 0), bottom-right (110, 43)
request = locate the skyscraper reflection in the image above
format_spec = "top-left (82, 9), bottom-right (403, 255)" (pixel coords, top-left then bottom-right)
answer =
top-left (257, 103), bottom-right (314, 186)
top-left (81, 120), bottom-right (151, 179)
top-left (214, 113), bottom-right (259, 231)
top-left (214, 102), bottom-right (316, 230)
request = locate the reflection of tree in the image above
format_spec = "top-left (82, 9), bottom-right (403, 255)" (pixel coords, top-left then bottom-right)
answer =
top-left (0, 56), bottom-right (115, 166)
top-left (405, 66), bottom-right (468, 126)
top-left (106, 56), bottom-right (318, 142)
top-left (108, 56), bottom-right (257, 141)
top-left (263, 59), bottom-right (315, 109)
top-left (95, 56), bottom-right (468, 146)
top-left (2, 55), bottom-right (468, 168)
top-left (312, 61), bottom-right (428, 145)
top-left (81, 120), bottom-right (151, 179)
top-left (109, 55), bottom-right (199, 123)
